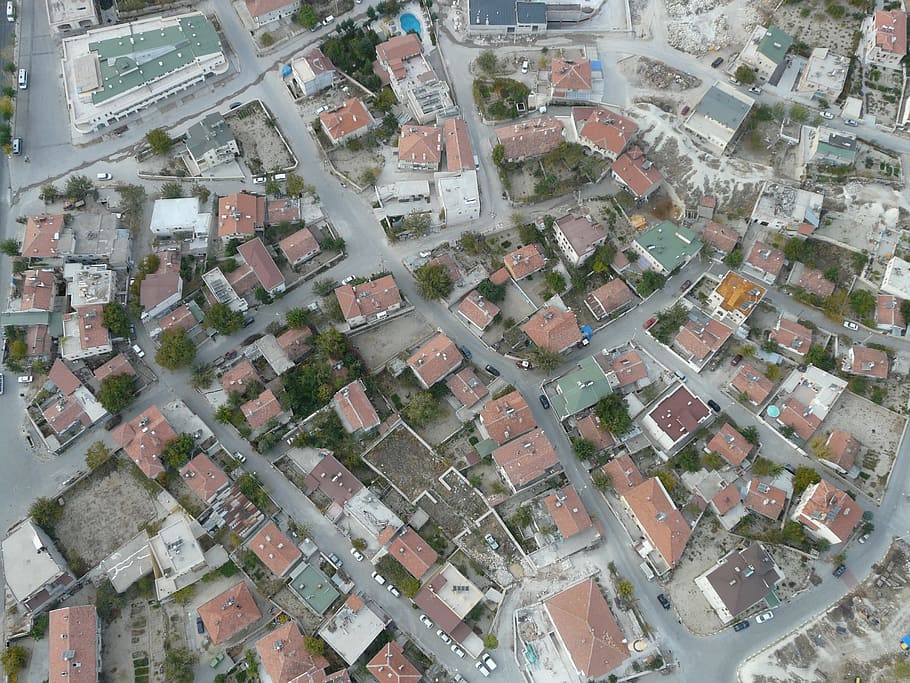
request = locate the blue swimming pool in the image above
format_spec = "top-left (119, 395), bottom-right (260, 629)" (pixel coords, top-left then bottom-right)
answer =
top-left (400, 12), bottom-right (421, 36)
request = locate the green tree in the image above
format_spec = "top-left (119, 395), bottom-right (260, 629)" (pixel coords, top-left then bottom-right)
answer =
top-left (40, 183), bottom-right (59, 203)
top-left (530, 347), bottom-right (563, 373)
top-left (849, 289), bottom-right (876, 319)
top-left (1, 645), bottom-right (28, 681)
top-left (483, 634), bottom-right (499, 649)
top-left (724, 248), bottom-right (744, 268)
top-left (805, 344), bottom-right (835, 371)
top-left (476, 49), bottom-right (498, 75)
top-left (734, 65), bottom-right (756, 84)
top-left (29, 496), bottom-right (62, 531)
top-left (765, 363), bottom-right (782, 381)
top-left (160, 181), bottom-right (184, 199)
top-left (313, 277), bottom-right (338, 296)
top-left (351, 537), bottom-right (367, 551)
top-left (572, 438), bottom-right (596, 460)
top-left (404, 391), bottom-right (442, 426)
top-left (285, 307), bottom-right (310, 328)
top-left (163, 648), bottom-right (196, 683)
top-left (190, 364), bottom-right (214, 390)
top-left (415, 261), bottom-right (453, 299)
top-left (156, 328), bottom-right (196, 370)
top-left (702, 451), bottom-right (725, 470)
top-left (95, 580), bottom-right (124, 622)
top-left (162, 433), bottom-right (196, 469)
top-left (65, 174), bottom-right (94, 200)
top-left (591, 243), bottom-right (617, 273)
top-left (793, 466), bottom-right (821, 494)
top-left (29, 612), bottom-right (49, 639)
top-left (0, 238), bottom-right (18, 255)
top-left (545, 270), bottom-right (566, 293)
top-left (491, 143), bottom-right (505, 167)
top-left (592, 469), bottom-right (612, 491)
top-left (789, 103), bottom-right (809, 122)
top-left (296, 3), bottom-right (319, 29)
top-left (901, 300), bottom-right (910, 325)
top-left (304, 635), bottom-right (325, 657)
top-left (595, 394), bottom-right (632, 435)
top-left (740, 425), bottom-right (760, 446)
top-left (205, 302), bottom-right (244, 335)
top-left (285, 173), bottom-right (304, 197)
top-left (97, 373), bottom-right (137, 413)
top-left (265, 178), bottom-right (281, 196)
top-left (359, 167), bottom-right (378, 187)
top-left (146, 128), bottom-right (174, 155)
top-left (191, 183), bottom-right (210, 203)
top-left (751, 456), bottom-right (782, 477)
top-left (402, 211), bottom-right (432, 236)
top-left (255, 286), bottom-right (272, 304)
top-left (616, 579), bottom-right (635, 601)
top-left (315, 328), bottom-right (348, 360)
top-left (476, 279), bottom-right (506, 302)
top-left (102, 302), bottom-right (131, 338)
top-left (85, 441), bottom-right (111, 470)
top-left (639, 270), bottom-right (666, 296)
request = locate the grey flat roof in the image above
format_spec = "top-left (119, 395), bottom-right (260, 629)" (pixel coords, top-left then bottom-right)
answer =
top-left (697, 84), bottom-right (753, 131)
top-left (468, 0), bottom-right (516, 26)
top-left (516, 1), bottom-right (547, 23)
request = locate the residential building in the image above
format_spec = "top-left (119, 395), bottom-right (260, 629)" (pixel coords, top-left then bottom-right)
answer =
top-left (796, 48), bottom-right (850, 100)
top-left (398, 125), bottom-right (443, 171)
top-left (861, 10), bottom-right (908, 69)
top-left (631, 221), bottom-right (702, 275)
top-left (148, 516), bottom-right (207, 600)
top-left (551, 356), bottom-right (613, 419)
top-left (93, 353), bottom-right (135, 383)
top-left (61, 13), bottom-right (227, 133)
top-left (319, 594), bottom-right (386, 665)
top-left (333, 379), bottom-right (380, 435)
top-left (16, 269), bottom-right (56, 312)
top-left (683, 82), bottom-right (754, 155)
top-left (503, 243), bottom-right (546, 280)
top-left (611, 146), bottom-right (663, 200)
top-left (467, 0), bottom-right (549, 34)
top-left (183, 112), bottom-right (239, 175)
top-left (247, 522), bottom-right (302, 577)
top-left (149, 197), bottom-right (211, 237)
top-left (745, 242), bottom-right (785, 283)
top-left (601, 453), bottom-right (644, 492)
top-left (446, 367), bottom-right (488, 408)
top-left (113, 406), bottom-right (177, 479)
top-left (695, 543), bottom-right (784, 624)
top-left (138, 251), bottom-right (182, 320)
top-left (492, 428), bottom-right (560, 492)
top-left (788, 263), bottom-right (835, 298)
top-left (335, 274), bottom-right (402, 327)
top-left (770, 315), bottom-right (812, 357)
top-left (706, 271), bottom-right (766, 326)
top-left (543, 486), bottom-right (593, 540)
top-left (375, 34), bottom-right (454, 123)
top-left (550, 57), bottom-right (593, 100)
top-left (22, 214), bottom-right (64, 260)
top-left (287, 562), bottom-right (341, 615)
top-left (743, 479), bottom-right (787, 520)
top-left (291, 47), bottom-right (336, 97)
top-left (255, 621), bottom-right (330, 683)
top-left (197, 582), bottom-right (262, 645)
top-left (577, 415), bottom-right (617, 456)
top-left (48, 605), bottom-right (100, 683)
top-left (277, 327), bottom-right (313, 363)
top-left (221, 360), bottom-right (259, 395)
top-left (736, 25), bottom-right (793, 84)
top-left (244, 0), bottom-right (300, 28)
top-left (877, 294), bottom-right (906, 335)
top-left (571, 105), bottom-right (637, 160)
top-left (523, 306), bottom-right (582, 353)
top-left (180, 453), bottom-right (229, 504)
top-left (435, 170), bottom-right (481, 225)
top-left (843, 345), bottom-right (889, 378)
top-left (673, 318), bottom-right (733, 366)
top-left (494, 117), bottom-right (565, 162)
top-left (731, 363), bottom-right (774, 406)
top-left (749, 181), bottom-right (823, 233)
top-left (457, 290), bottom-right (500, 331)
top-left (278, 227), bottom-right (321, 267)
top-left (706, 423), bottom-right (754, 466)
top-left (217, 192), bottom-right (266, 238)
top-left (552, 214), bottom-right (607, 266)
top-left (479, 390), bottom-right (535, 444)
top-left (47, 0), bottom-right (100, 33)
top-left (620, 476), bottom-right (691, 573)
top-left (544, 578), bottom-right (629, 679)
top-left (820, 429), bottom-right (861, 475)
top-left (320, 98), bottom-right (376, 145)
top-left (709, 481), bottom-right (742, 519)
top-left (584, 278), bottom-right (635, 320)
top-left (407, 333), bottom-right (462, 388)
top-left (158, 302), bottom-right (201, 334)
top-left (66, 264), bottom-right (114, 308)
top-left (237, 237), bottom-right (285, 296)
top-left (387, 527), bottom-right (438, 580)
top-left (792, 480), bottom-right (862, 545)
top-left (640, 385), bottom-right (711, 454)
top-left (2, 520), bottom-right (75, 613)
top-left (702, 221), bottom-right (740, 257)
top-left (203, 485), bottom-right (265, 539)
top-left (60, 304), bottom-right (112, 360)
top-left (808, 126), bottom-right (857, 166)
top-left (882, 256), bottom-right (910, 300)
top-left (367, 641), bottom-right (420, 683)
top-left (443, 118), bottom-right (475, 172)
top-left (304, 452), bottom-right (363, 507)
top-left (241, 389), bottom-right (282, 430)
top-left (774, 366), bottom-right (847, 442)
top-left (595, 348), bottom-right (651, 393)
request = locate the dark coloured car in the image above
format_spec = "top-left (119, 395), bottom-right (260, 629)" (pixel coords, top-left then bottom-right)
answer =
top-left (731, 354), bottom-right (743, 366)
top-left (784, 464), bottom-right (796, 475)
top-left (459, 346), bottom-right (473, 360)
top-left (657, 593), bottom-right (671, 609)
top-left (229, 101), bottom-right (242, 109)
top-left (733, 620), bottom-right (750, 632)
top-left (833, 563), bottom-right (847, 577)
top-left (680, 105), bottom-right (690, 116)
top-left (224, 349), bottom-right (238, 361)
top-left (707, 399), bottom-right (722, 413)
top-left (104, 414), bottom-right (123, 431)
top-left (680, 279), bottom-right (692, 292)
top-left (243, 316), bottom-right (255, 328)
top-left (643, 317), bottom-right (657, 330)
top-left (539, 394), bottom-right (550, 410)
top-left (196, 616), bottom-right (205, 634)
top-left (711, 57), bottom-right (724, 68)
top-left (485, 364), bottom-right (501, 376)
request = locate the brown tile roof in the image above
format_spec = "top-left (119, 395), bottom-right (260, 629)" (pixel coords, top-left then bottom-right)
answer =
top-left (645, 386), bottom-right (710, 447)
top-left (456, 290), bottom-right (500, 330)
top-left (743, 479), bottom-right (787, 520)
top-left (545, 578), bottom-right (628, 679)
top-left (140, 251), bottom-right (182, 311)
top-left (226, 262), bottom-right (258, 295)
top-left (218, 192), bottom-right (266, 237)
top-left (825, 429), bottom-right (860, 471)
top-left (495, 116), bottom-right (565, 161)
top-left (492, 428), bottom-right (559, 490)
top-left (180, 453), bottom-right (229, 503)
top-left (731, 363), bottom-right (774, 405)
top-left (366, 641), bottom-right (421, 683)
top-left (523, 306), bottom-right (582, 352)
top-left (674, 319), bottom-right (733, 362)
top-left (877, 294), bottom-right (906, 329)
top-left (601, 453), bottom-right (643, 491)
top-left (797, 267), bottom-right (835, 297)
top-left (551, 57), bottom-right (593, 94)
top-left (65, 303), bottom-right (111, 353)
top-left (238, 237), bottom-right (284, 292)
top-left (555, 214), bottom-right (606, 260)
top-left (503, 244), bottom-right (546, 280)
top-left (388, 527), bottom-right (438, 579)
top-left (398, 124), bottom-right (442, 167)
top-left (241, 389), bottom-right (282, 429)
top-left (407, 333), bottom-right (462, 387)
top-left (221, 360), bottom-right (259, 393)
top-left (445, 367), bottom-right (488, 408)
top-left (320, 98), bottom-right (375, 143)
top-left (376, 33), bottom-right (423, 64)
top-left (49, 358), bottom-right (82, 395)
top-left (306, 452), bottom-right (363, 506)
top-left (267, 198), bottom-right (302, 226)
top-left (702, 221), bottom-right (739, 254)
top-left (333, 379), bottom-right (380, 433)
top-left (25, 324), bottom-right (53, 357)
top-left (873, 9), bottom-right (907, 55)
top-left (707, 423), bottom-right (753, 466)
top-left (19, 269), bottom-right (55, 311)
top-left (247, 521), bottom-right (302, 577)
top-left (245, 0), bottom-right (299, 19)
top-left (595, 349), bottom-right (648, 389)
top-left (779, 396), bottom-right (821, 441)
top-left (711, 482), bottom-right (742, 515)
top-left (279, 227), bottom-right (320, 265)
top-left (489, 267), bottom-right (511, 285)
top-left (93, 353), bottom-right (135, 383)
top-left (770, 316), bottom-right (812, 356)
top-left (846, 345), bottom-right (889, 378)
top-left (158, 303), bottom-right (197, 333)
top-left (584, 278), bottom-right (635, 319)
top-left (794, 480), bottom-right (862, 543)
top-left (256, 621), bottom-right (329, 683)
top-left (479, 390), bottom-right (536, 445)
top-left (23, 214), bottom-right (63, 258)
top-left (443, 117), bottom-right (475, 172)
top-left (42, 393), bottom-right (90, 435)
top-left (428, 254), bottom-right (461, 285)
top-left (300, 46), bottom-right (336, 78)
top-left (746, 242), bottom-right (785, 278)
top-left (277, 327), bottom-right (313, 362)
top-left (576, 413), bottom-right (616, 451)
top-left (197, 582), bottom-right (262, 645)
top-left (543, 485), bottom-right (593, 539)
top-left (49, 606), bottom-right (98, 683)
top-left (335, 274), bottom-right (401, 323)
top-left (712, 272), bottom-right (766, 317)
top-left (112, 406), bottom-right (177, 479)
top-left (572, 106), bottom-right (637, 157)
top-left (621, 477), bottom-right (691, 567)
top-left (211, 485), bottom-right (264, 539)
top-left (611, 146), bottom-right (663, 198)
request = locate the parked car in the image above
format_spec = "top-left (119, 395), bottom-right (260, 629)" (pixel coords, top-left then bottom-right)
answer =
top-left (731, 354), bottom-right (743, 366)
top-left (475, 662), bottom-right (491, 677)
top-left (436, 629), bottom-right (452, 644)
top-left (420, 614), bottom-right (433, 628)
top-left (515, 359), bottom-right (532, 369)
top-left (843, 320), bottom-right (859, 330)
top-left (341, 275), bottom-right (355, 285)
top-left (680, 105), bottom-right (690, 116)
top-left (458, 345), bottom-right (472, 359)
top-left (484, 364), bottom-right (500, 376)
top-left (733, 620), bottom-right (750, 632)
top-left (17, 376), bottom-right (32, 383)
top-left (229, 101), bottom-right (242, 109)
top-left (96, 172), bottom-right (112, 180)
top-left (253, 176), bottom-right (267, 184)
top-left (419, 250), bottom-right (432, 258)
top-left (234, 451), bottom-right (247, 463)
top-left (350, 547), bottom-right (365, 561)
top-left (680, 279), bottom-right (692, 292)
top-left (728, 77), bottom-right (740, 85)
top-left (387, 584), bottom-right (401, 597)
top-left (784, 464), bottom-right (796, 475)
top-left (821, 110), bottom-right (834, 119)
top-left (484, 533), bottom-right (499, 550)
top-left (539, 394), bottom-right (550, 409)
top-left (845, 118), bottom-right (859, 127)
top-left (453, 674), bottom-right (465, 683)
top-left (196, 616), bottom-right (205, 633)
top-left (674, 369), bottom-right (687, 383)
top-left (707, 399), bottom-right (722, 413)
top-left (711, 57), bottom-right (724, 68)
top-left (104, 414), bottom-right (123, 431)
top-left (576, 337), bottom-right (590, 348)
top-left (859, 533), bottom-right (870, 544)
top-left (482, 653), bottom-right (497, 670)
top-left (224, 349), bottom-right (238, 361)
top-left (451, 644), bottom-right (466, 658)
top-left (132, 344), bottom-right (145, 358)
top-left (210, 653), bottom-right (225, 669)
top-left (242, 315), bottom-right (255, 328)
top-left (372, 571), bottom-right (387, 585)
top-left (521, 59), bottom-right (529, 74)
top-left (657, 593), bottom-right (671, 609)
top-left (328, 553), bottom-right (342, 568)
top-left (749, 86), bottom-right (762, 95)
top-left (755, 611), bottom-right (774, 623)
top-left (643, 317), bottom-right (657, 330)
top-left (833, 563), bottom-right (847, 577)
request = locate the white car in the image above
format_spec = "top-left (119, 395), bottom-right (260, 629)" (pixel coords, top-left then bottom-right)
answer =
top-left (859, 533), bottom-right (870, 544)
top-left (482, 653), bottom-right (497, 670)
top-left (755, 611), bottom-right (774, 624)
top-left (371, 571), bottom-right (386, 586)
top-left (340, 275), bottom-right (355, 285)
top-left (234, 451), bottom-right (247, 463)
top-left (419, 250), bottom-right (432, 258)
top-left (419, 614), bottom-right (433, 628)
top-left (132, 343), bottom-right (145, 358)
top-left (451, 644), bottom-right (466, 658)
top-left (387, 584), bottom-right (401, 597)
top-left (821, 110), bottom-right (834, 120)
top-left (17, 375), bottom-right (32, 383)
top-left (843, 320), bottom-right (859, 331)
top-left (96, 172), bottom-right (112, 180)
top-left (253, 176), bottom-right (267, 184)
top-left (349, 547), bottom-right (365, 561)
top-left (436, 629), bottom-right (452, 644)
top-left (475, 662), bottom-right (490, 677)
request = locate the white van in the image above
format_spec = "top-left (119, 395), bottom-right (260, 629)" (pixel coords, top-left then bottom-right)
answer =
top-left (17, 69), bottom-right (27, 90)
top-left (6, 2), bottom-right (13, 22)
top-left (323, 14), bottom-right (334, 25)
top-left (273, 173), bottom-right (287, 181)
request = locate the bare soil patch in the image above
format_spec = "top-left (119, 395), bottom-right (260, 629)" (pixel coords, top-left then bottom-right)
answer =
top-left (226, 102), bottom-right (295, 174)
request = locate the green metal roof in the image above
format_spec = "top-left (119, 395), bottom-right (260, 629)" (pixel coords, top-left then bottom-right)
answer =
top-left (635, 221), bottom-right (702, 273)
top-left (757, 25), bottom-right (793, 65)
top-left (0, 311), bottom-right (64, 337)
top-left (288, 563), bottom-right (339, 614)
top-left (475, 438), bottom-right (498, 459)
top-left (815, 140), bottom-right (855, 161)
top-left (185, 112), bottom-right (235, 159)
top-left (89, 14), bottom-right (222, 104)
top-left (553, 356), bottom-right (612, 418)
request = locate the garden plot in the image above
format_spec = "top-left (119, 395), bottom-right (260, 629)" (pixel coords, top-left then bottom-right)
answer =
top-left (226, 102), bottom-right (295, 174)
top-left (864, 65), bottom-right (904, 126)
top-left (503, 144), bottom-right (608, 204)
top-left (771, 0), bottom-right (864, 64)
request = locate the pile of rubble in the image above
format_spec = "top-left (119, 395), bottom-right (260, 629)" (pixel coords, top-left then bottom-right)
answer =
top-left (637, 57), bottom-right (701, 90)
top-left (667, 15), bottom-right (732, 54)
top-left (666, 0), bottom-right (763, 54)
top-left (665, 0), bottom-right (729, 17)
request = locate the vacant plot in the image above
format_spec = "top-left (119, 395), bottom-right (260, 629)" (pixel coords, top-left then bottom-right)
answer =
top-left (227, 102), bottom-right (295, 174)
top-left (351, 313), bottom-right (432, 372)
top-left (364, 424), bottom-right (448, 502)
top-left (770, 0), bottom-right (861, 58)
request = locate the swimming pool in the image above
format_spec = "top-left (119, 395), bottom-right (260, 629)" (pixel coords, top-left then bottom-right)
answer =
top-left (400, 12), bottom-right (421, 36)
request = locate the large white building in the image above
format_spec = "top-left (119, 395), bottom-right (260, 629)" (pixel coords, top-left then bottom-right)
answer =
top-left (881, 256), bottom-right (910, 300)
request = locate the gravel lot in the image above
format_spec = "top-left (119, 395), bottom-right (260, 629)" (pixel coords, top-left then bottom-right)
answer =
top-left (351, 313), bottom-right (433, 372)
top-left (227, 102), bottom-right (295, 173)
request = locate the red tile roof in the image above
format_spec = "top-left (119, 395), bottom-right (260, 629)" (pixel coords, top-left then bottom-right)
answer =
top-left (50, 358), bottom-right (82, 395)
top-left (49, 606), bottom-right (98, 683)
top-left (65, 304), bottom-right (111, 353)
top-left (306, 452), bottom-right (363, 506)
top-left (877, 294), bottom-right (906, 329)
top-left (333, 379), bottom-right (380, 433)
top-left (180, 453), bottom-right (229, 503)
top-left (770, 316), bottom-right (812, 356)
top-left (42, 393), bottom-right (91, 435)
top-left (245, 0), bottom-right (299, 19)
top-left (551, 57), bottom-right (592, 94)
top-left (523, 306), bottom-right (582, 352)
top-left (595, 349), bottom-right (648, 389)
top-left (503, 244), bottom-right (546, 280)
top-left (112, 406), bottom-right (176, 479)
top-left (456, 290), bottom-right (500, 330)
top-left (247, 521), bottom-right (302, 577)
top-left (873, 9), bottom-right (907, 55)
top-left (576, 413), bottom-right (616, 451)
top-left (489, 267), bottom-right (510, 285)
top-left (544, 485), bottom-right (593, 539)
top-left (611, 147), bottom-right (662, 198)
top-left (673, 319), bottom-right (733, 362)
top-left (320, 98), bottom-right (375, 144)
top-left (140, 251), bottom-right (182, 311)
top-left (197, 582), bottom-right (262, 645)
top-left (238, 237), bottom-right (284, 293)
top-left (731, 363), bottom-right (774, 405)
top-left (825, 429), bottom-right (860, 471)
top-left (846, 345), bottom-right (889, 378)
top-left (23, 214), bottom-right (63, 258)
top-left (794, 480), bottom-right (862, 543)
top-left (779, 396), bottom-right (821, 441)
top-left (621, 477), bottom-right (691, 567)
top-left (218, 192), bottom-right (266, 237)
top-left (495, 116), bottom-right (565, 161)
top-left (492, 428), bottom-right (559, 490)
top-left (572, 106), bottom-right (637, 158)
top-left (743, 479), bottom-right (787, 520)
top-left (407, 333), bottom-right (462, 387)
top-left (445, 367), bottom-right (488, 408)
top-left (376, 33), bottom-right (423, 64)
top-left (479, 390), bottom-right (536, 445)
top-left (335, 274), bottom-right (401, 323)
top-left (584, 279), bottom-right (635, 319)
top-left (398, 124), bottom-right (442, 167)
top-left (797, 267), bottom-right (835, 297)
top-left (702, 221), bottom-right (739, 254)
top-left (279, 227), bottom-right (320, 265)
top-left (19, 269), bottom-right (55, 311)
top-left (711, 482), bottom-right (741, 515)
top-left (93, 353), bottom-right (135, 383)
top-left (158, 303), bottom-right (197, 333)
top-left (241, 389), bottom-right (282, 429)
top-left (367, 641), bottom-right (421, 683)
top-left (443, 118), bottom-right (475, 172)
top-left (706, 423), bottom-right (753, 466)
top-left (25, 324), bottom-right (53, 357)
top-left (388, 527), bottom-right (438, 579)
top-left (256, 621), bottom-right (329, 683)
top-left (221, 360), bottom-right (259, 393)
top-left (428, 254), bottom-right (461, 285)
top-left (746, 242), bottom-right (785, 278)
top-left (277, 326), bottom-right (313, 362)
top-left (644, 385), bottom-right (710, 448)
top-left (601, 453), bottom-right (643, 491)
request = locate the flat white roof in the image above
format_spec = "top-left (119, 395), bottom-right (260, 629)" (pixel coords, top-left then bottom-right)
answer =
top-left (1, 521), bottom-right (68, 602)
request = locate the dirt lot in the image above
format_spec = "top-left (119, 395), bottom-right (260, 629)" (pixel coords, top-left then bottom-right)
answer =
top-left (55, 459), bottom-right (160, 571)
top-left (363, 423), bottom-right (449, 502)
top-left (741, 541), bottom-right (910, 682)
top-left (769, 0), bottom-right (861, 57)
top-left (350, 313), bottom-right (433, 372)
top-left (226, 102), bottom-right (295, 174)
top-left (864, 65), bottom-right (904, 125)
top-left (327, 140), bottom-right (384, 187)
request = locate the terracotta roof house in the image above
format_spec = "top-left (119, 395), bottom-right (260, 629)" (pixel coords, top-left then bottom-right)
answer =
top-left (620, 477), bottom-right (691, 571)
top-left (489, 267), bottom-right (511, 285)
top-left (702, 220), bottom-right (740, 256)
top-left (673, 318), bottom-right (733, 364)
top-left (180, 453), bottom-right (229, 503)
top-left (221, 360), bottom-right (259, 394)
top-left (306, 452), bottom-right (363, 507)
top-left (550, 57), bottom-right (593, 100)
top-left (42, 393), bottom-right (92, 437)
top-left (333, 379), bottom-right (380, 435)
top-left (93, 353), bottom-right (135, 383)
top-left (706, 271), bottom-right (766, 327)
top-left (794, 265), bottom-right (835, 297)
top-left (611, 147), bottom-right (663, 200)
top-left (640, 385), bottom-right (711, 454)
top-left (492, 428), bottom-right (560, 492)
top-left (821, 429), bottom-right (861, 474)
top-left (503, 243), bottom-right (546, 280)
top-left (494, 116), bottom-right (565, 162)
top-left (279, 227), bottom-right (321, 267)
top-left (157, 303), bottom-right (198, 333)
top-left (743, 479), bottom-right (787, 520)
top-left (544, 578), bottom-right (629, 679)
top-left (367, 641), bottom-right (421, 683)
top-left (197, 582), bottom-right (262, 645)
top-left (862, 9), bottom-right (908, 68)
top-left (544, 485), bottom-right (593, 540)
top-left (443, 117), bottom-right (475, 172)
top-left (376, 32), bottom-right (423, 64)
top-left (335, 274), bottom-right (402, 327)
top-left (209, 485), bottom-right (266, 540)
top-left (241, 389), bottom-right (282, 430)
top-left (745, 242), bottom-right (785, 283)
top-left (218, 192), bottom-right (266, 238)
top-left (320, 98), bottom-right (376, 145)
top-left (388, 527), bottom-right (438, 579)
top-left (113, 406), bottom-right (177, 479)
top-left (50, 358), bottom-right (83, 396)
top-left (710, 482), bottom-right (742, 516)
top-left (277, 327), bottom-right (313, 362)
top-left (407, 333), bottom-right (462, 388)
top-left (59, 304), bottom-right (112, 361)
top-left (770, 315), bottom-right (812, 357)
top-left (18, 269), bottom-right (55, 311)
top-left (445, 367), bottom-right (488, 408)
top-left (553, 214), bottom-right (607, 266)
top-left (48, 606), bottom-right (99, 683)
top-left (778, 396), bottom-right (822, 442)
top-left (791, 479), bottom-right (862, 545)
top-left (843, 345), bottom-right (889, 378)
top-left (601, 453), bottom-right (644, 492)
top-left (695, 543), bottom-right (784, 624)
top-left (576, 414), bottom-right (616, 452)
top-left (479, 390), bottom-right (536, 445)
top-left (571, 106), bottom-right (637, 160)
top-left (398, 124), bottom-right (443, 170)
top-left (595, 349), bottom-right (649, 393)
top-left (247, 521), bottom-right (302, 577)
top-left (245, 0), bottom-right (301, 28)
top-left (24, 324), bottom-right (54, 360)
top-left (456, 290), bottom-right (500, 331)
top-left (876, 294), bottom-right (906, 335)
top-left (523, 306), bottom-right (582, 353)
top-left (584, 279), bottom-right (635, 320)
top-left (256, 621), bottom-right (330, 683)
top-left (237, 237), bottom-right (285, 296)
top-left (139, 251), bottom-right (182, 320)
top-left (22, 214), bottom-right (64, 260)
top-left (706, 423), bottom-right (754, 466)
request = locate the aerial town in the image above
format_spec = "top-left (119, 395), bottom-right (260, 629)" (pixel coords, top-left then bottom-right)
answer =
top-left (2, 0), bottom-right (910, 681)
